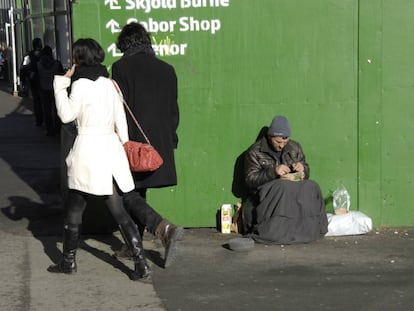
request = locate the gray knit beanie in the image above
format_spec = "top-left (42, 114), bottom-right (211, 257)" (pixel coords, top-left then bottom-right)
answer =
top-left (267, 115), bottom-right (291, 137)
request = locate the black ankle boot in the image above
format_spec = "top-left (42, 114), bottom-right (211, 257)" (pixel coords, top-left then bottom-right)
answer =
top-left (47, 250), bottom-right (77, 274)
top-left (119, 221), bottom-right (151, 281)
top-left (130, 257), bottom-right (151, 281)
top-left (48, 223), bottom-right (80, 274)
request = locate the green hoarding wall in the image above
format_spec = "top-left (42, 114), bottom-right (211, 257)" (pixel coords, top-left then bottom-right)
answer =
top-left (359, 0), bottom-right (414, 227)
top-left (71, 0), bottom-right (414, 228)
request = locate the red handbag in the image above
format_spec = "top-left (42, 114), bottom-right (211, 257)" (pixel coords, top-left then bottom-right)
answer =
top-left (123, 141), bottom-right (163, 172)
top-left (112, 80), bottom-right (163, 172)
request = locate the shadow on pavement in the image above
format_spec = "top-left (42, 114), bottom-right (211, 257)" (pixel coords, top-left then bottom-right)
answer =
top-left (0, 81), bottom-right (165, 276)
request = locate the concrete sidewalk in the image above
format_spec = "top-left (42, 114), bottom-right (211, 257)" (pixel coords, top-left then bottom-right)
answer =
top-left (0, 80), bottom-right (164, 310)
top-left (1, 79), bottom-right (414, 311)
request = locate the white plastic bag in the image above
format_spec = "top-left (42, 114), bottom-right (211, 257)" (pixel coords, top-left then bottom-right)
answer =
top-left (325, 211), bottom-right (373, 236)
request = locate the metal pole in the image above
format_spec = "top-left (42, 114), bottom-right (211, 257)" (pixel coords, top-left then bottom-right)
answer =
top-left (5, 23), bottom-right (10, 47)
top-left (8, 6), bottom-right (18, 96)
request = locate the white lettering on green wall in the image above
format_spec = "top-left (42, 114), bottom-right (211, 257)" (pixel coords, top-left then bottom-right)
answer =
top-left (105, 0), bottom-right (121, 10)
top-left (153, 43), bottom-right (188, 56)
top-left (105, 0), bottom-right (231, 57)
top-left (127, 17), bottom-right (177, 33)
top-left (124, 0), bottom-right (229, 12)
top-left (179, 17), bottom-right (221, 34)
top-left (125, 0), bottom-right (177, 13)
top-left (126, 17), bottom-right (220, 35)
top-left (180, 0), bottom-right (229, 8)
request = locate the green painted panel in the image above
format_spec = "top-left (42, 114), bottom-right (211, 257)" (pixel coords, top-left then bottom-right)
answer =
top-left (359, 0), bottom-right (414, 226)
top-left (72, 0), bottom-right (358, 227)
top-left (358, 0), bottom-right (384, 227)
top-left (379, 0), bottom-right (414, 226)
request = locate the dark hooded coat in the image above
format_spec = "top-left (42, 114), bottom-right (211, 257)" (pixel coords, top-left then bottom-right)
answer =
top-left (37, 52), bottom-right (64, 91)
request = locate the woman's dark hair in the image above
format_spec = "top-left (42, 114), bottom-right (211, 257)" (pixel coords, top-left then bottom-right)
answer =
top-left (72, 38), bottom-right (105, 66)
top-left (116, 22), bottom-right (151, 53)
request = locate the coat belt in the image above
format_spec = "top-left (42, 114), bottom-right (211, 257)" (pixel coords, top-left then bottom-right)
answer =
top-left (77, 127), bottom-right (113, 135)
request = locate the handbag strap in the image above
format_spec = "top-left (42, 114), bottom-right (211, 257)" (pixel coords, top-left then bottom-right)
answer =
top-left (111, 79), bottom-right (151, 145)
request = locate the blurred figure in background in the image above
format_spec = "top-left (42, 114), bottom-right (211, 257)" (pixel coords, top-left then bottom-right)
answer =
top-left (23, 38), bottom-right (43, 126)
top-left (0, 48), bottom-right (5, 79)
top-left (37, 45), bottom-right (64, 136)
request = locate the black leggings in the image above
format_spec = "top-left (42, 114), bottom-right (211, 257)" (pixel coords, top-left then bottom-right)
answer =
top-left (64, 186), bottom-right (132, 227)
top-left (123, 188), bottom-right (163, 235)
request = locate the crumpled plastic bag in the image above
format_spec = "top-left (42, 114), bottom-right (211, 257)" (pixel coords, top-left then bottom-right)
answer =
top-left (332, 185), bottom-right (350, 215)
top-left (325, 211), bottom-right (373, 236)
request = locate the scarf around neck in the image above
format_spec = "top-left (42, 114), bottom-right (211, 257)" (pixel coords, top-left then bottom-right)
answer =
top-left (123, 43), bottom-right (155, 57)
top-left (71, 64), bottom-right (109, 83)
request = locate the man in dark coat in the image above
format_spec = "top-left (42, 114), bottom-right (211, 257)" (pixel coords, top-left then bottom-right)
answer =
top-left (243, 115), bottom-right (328, 244)
top-left (112, 22), bottom-right (182, 268)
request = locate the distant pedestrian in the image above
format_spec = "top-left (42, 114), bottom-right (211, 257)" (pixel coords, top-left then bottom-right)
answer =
top-left (0, 48), bottom-right (5, 79)
top-left (37, 45), bottom-right (64, 136)
top-left (27, 38), bottom-right (43, 126)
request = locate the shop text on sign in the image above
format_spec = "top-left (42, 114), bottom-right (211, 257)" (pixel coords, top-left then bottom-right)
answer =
top-left (127, 16), bottom-right (221, 34)
top-left (125, 0), bottom-right (229, 12)
top-left (105, 0), bottom-right (231, 57)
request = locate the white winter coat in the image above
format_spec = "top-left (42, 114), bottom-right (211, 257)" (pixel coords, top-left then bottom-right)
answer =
top-left (53, 75), bottom-right (134, 195)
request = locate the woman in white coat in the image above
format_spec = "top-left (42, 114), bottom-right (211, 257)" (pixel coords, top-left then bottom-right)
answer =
top-left (47, 38), bottom-right (150, 280)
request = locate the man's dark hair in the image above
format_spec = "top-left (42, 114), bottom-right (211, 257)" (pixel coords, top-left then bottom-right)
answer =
top-left (40, 45), bottom-right (53, 58)
top-left (32, 37), bottom-right (42, 50)
top-left (72, 38), bottom-right (105, 66)
top-left (116, 22), bottom-right (151, 53)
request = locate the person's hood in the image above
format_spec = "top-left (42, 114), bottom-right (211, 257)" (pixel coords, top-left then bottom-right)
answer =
top-left (39, 55), bottom-right (56, 69)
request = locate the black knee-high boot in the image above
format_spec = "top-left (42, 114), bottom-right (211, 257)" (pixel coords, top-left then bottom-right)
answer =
top-left (47, 223), bottom-right (80, 274)
top-left (119, 220), bottom-right (151, 280)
